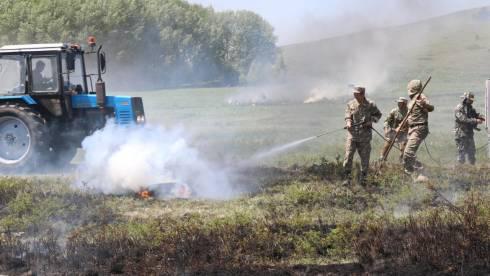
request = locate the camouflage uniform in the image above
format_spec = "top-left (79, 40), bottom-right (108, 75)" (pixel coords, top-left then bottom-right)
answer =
top-left (403, 80), bottom-right (434, 173)
top-left (454, 93), bottom-right (481, 165)
top-left (380, 98), bottom-right (408, 162)
top-left (343, 88), bottom-right (382, 183)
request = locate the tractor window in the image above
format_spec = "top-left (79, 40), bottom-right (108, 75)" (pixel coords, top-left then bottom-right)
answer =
top-left (62, 53), bottom-right (84, 93)
top-left (31, 56), bottom-right (58, 93)
top-left (0, 55), bottom-right (26, 95)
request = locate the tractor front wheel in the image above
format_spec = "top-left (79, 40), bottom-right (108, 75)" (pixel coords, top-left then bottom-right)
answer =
top-left (0, 103), bottom-right (48, 172)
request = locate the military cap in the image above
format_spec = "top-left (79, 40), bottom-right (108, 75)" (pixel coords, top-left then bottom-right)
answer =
top-left (407, 80), bottom-right (422, 96)
top-left (461, 91), bottom-right (475, 99)
top-left (397, 96), bottom-right (408, 103)
top-left (352, 86), bottom-right (365, 94)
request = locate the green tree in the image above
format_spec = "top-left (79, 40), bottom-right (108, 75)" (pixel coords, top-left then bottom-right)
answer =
top-left (0, 0), bottom-right (280, 89)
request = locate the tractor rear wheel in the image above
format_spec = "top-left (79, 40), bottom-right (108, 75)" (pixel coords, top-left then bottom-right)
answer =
top-left (0, 103), bottom-right (48, 171)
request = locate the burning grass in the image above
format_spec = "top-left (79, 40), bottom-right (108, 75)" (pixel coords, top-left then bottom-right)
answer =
top-left (0, 161), bottom-right (489, 274)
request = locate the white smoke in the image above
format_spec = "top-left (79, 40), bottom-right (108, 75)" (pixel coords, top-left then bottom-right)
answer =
top-left (227, 29), bottom-right (392, 105)
top-left (74, 121), bottom-right (233, 199)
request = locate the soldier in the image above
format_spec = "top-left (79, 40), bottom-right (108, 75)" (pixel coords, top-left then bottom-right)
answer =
top-left (380, 97), bottom-right (408, 162)
top-left (454, 92), bottom-right (484, 165)
top-left (402, 80), bottom-right (434, 175)
top-left (343, 86), bottom-right (382, 185)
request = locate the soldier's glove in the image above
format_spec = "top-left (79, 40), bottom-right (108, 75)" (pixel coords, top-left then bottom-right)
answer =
top-left (477, 118), bottom-right (484, 124)
top-left (345, 121), bottom-right (352, 130)
top-left (416, 98), bottom-right (427, 108)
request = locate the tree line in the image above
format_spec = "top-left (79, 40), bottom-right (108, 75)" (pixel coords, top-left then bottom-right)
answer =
top-left (0, 0), bottom-right (283, 89)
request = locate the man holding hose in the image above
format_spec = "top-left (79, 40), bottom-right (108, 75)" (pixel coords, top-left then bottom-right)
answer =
top-left (401, 80), bottom-right (434, 175)
top-left (343, 86), bottom-right (382, 185)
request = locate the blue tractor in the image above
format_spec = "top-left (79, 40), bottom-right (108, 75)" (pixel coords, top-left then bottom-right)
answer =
top-left (0, 38), bottom-right (145, 170)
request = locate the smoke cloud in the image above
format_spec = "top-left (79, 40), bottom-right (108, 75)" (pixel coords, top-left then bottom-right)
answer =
top-left (226, 1), bottom-right (490, 105)
top-left (74, 121), bottom-right (234, 199)
top-left (227, 28), bottom-right (403, 104)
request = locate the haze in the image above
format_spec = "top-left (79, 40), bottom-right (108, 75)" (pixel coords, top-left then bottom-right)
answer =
top-left (189, 0), bottom-right (490, 45)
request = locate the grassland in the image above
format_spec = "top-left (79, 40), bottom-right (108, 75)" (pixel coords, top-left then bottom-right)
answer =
top-left (1, 163), bottom-right (489, 274)
top-left (115, 86), bottom-right (490, 167)
top-left (2, 7), bottom-right (490, 275)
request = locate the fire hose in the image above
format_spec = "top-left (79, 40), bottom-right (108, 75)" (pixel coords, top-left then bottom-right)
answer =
top-left (370, 127), bottom-right (402, 152)
top-left (315, 121), bottom-right (367, 138)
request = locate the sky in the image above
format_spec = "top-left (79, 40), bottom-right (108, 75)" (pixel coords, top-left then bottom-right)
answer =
top-left (188, 0), bottom-right (490, 45)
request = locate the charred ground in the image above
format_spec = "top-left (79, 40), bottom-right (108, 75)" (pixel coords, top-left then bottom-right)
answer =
top-left (0, 162), bottom-right (489, 274)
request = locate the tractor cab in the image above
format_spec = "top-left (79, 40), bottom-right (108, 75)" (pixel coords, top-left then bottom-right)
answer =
top-left (0, 39), bottom-right (145, 170)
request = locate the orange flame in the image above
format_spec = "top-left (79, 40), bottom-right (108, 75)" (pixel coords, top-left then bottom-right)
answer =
top-left (137, 189), bottom-right (152, 199)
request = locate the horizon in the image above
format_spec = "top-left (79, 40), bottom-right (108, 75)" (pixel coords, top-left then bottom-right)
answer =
top-left (189, 0), bottom-right (490, 45)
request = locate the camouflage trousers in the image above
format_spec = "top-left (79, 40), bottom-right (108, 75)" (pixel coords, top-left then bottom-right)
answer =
top-left (403, 125), bottom-right (428, 172)
top-left (455, 136), bottom-right (476, 165)
top-left (343, 138), bottom-right (371, 179)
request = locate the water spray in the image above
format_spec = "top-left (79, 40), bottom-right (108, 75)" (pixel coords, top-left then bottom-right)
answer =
top-left (250, 121), bottom-right (367, 161)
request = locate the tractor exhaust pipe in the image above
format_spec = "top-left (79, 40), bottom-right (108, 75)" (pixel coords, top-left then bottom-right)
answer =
top-left (96, 80), bottom-right (106, 107)
top-left (96, 45), bottom-right (106, 107)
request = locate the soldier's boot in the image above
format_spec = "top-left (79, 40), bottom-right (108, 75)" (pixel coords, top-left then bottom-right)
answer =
top-left (413, 160), bottom-right (424, 171)
top-left (457, 157), bottom-right (465, 165)
top-left (403, 159), bottom-right (415, 176)
top-left (457, 149), bottom-right (466, 164)
top-left (468, 153), bottom-right (476, 165)
top-left (342, 171), bottom-right (352, 186)
top-left (359, 171), bottom-right (368, 186)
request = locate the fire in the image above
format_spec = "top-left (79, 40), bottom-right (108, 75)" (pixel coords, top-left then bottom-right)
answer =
top-left (137, 189), bottom-right (152, 199)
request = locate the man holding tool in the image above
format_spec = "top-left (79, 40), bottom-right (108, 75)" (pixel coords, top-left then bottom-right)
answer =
top-left (402, 79), bottom-right (434, 175)
top-left (343, 86), bottom-right (382, 185)
top-left (454, 92), bottom-right (485, 165)
top-left (380, 97), bottom-right (408, 163)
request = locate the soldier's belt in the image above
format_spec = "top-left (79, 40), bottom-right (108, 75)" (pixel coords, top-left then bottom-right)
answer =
top-left (409, 122), bottom-right (428, 128)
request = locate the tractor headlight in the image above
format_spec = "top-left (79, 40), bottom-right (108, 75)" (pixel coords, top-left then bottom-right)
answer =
top-left (136, 114), bottom-right (145, 124)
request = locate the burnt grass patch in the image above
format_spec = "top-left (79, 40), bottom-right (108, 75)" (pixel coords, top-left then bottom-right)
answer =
top-left (0, 161), bottom-right (489, 274)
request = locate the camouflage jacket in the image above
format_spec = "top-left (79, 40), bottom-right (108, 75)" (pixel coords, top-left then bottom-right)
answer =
top-left (454, 101), bottom-right (480, 138)
top-left (344, 98), bottom-right (382, 141)
top-left (407, 94), bottom-right (434, 127)
top-left (384, 107), bottom-right (408, 132)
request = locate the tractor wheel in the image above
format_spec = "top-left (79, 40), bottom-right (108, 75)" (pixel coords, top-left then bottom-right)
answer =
top-left (0, 103), bottom-right (48, 172)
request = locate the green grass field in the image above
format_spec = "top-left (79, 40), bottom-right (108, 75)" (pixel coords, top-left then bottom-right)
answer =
top-left (113, 86), bottom-right (489, 167)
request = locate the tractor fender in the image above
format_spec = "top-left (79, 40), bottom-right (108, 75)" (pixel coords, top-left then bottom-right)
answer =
top-left (0, 95), bottom-right (37, 105)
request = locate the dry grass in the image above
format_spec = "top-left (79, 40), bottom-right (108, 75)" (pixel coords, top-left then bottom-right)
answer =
top-left (353, 192), bottom-right (490, 274)
top-left (0, 162), bottom-right (489, 274)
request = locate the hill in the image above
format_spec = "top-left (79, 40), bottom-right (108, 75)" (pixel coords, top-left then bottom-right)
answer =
top-left (281, 6), bottom-right (490, 97)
